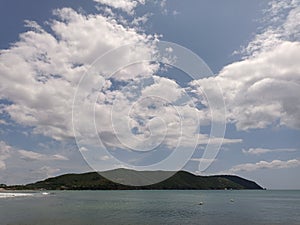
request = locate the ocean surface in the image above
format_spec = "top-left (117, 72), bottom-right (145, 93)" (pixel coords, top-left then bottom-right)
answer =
top-left (0, 190), bottom-right (299, 225)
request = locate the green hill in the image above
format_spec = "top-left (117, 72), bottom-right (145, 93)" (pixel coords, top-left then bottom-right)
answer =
top-left (7, 169), bottom-right (263, 190)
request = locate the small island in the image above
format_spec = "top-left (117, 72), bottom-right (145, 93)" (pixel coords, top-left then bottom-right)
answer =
top-left (4, 169), bottom-right (263, 190)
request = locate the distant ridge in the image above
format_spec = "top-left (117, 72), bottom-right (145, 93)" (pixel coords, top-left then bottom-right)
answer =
top-left (6, 169), bottom-right (263, 190)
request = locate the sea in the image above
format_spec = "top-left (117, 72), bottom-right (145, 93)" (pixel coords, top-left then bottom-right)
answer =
top-left (0, 190), bottom-right (299, 225)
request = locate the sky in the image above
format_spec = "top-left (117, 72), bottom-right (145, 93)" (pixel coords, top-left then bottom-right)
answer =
top-left (0, 0), bottom-right (299, 189)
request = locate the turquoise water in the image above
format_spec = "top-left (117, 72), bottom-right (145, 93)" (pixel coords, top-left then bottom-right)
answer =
top-left (0, 190), bottom-right (299, 225)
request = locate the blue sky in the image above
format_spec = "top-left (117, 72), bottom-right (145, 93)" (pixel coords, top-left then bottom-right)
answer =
top-left (0, 0), bottom-right (300, 189)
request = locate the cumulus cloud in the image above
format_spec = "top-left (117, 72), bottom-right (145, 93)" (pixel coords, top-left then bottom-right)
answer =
top-left (93, 0), bottom-right (145, 14)
top-left (191, 0), bottom-right (300, 131)
top-left (193, 41), bottom-right (300, 130)
top-left (0, 0), bottom-right (265, 178)
top-left (0, 7), bottom-right (157, 143)
top-left (227, 159), bottom-right (300, 173)
top-left (242, 147), bottom-right (297, 155)
top-left (93, 74), bottom-right (241, 152)
top-left (0, 2), bottom-right (240, 176)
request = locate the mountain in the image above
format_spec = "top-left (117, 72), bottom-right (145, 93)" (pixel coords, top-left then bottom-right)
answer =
top-left (7, 169), bottom-right (263, 190)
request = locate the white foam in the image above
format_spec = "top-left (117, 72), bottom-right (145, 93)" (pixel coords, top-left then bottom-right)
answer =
top-left (0, 192), bottom-right (34, 198)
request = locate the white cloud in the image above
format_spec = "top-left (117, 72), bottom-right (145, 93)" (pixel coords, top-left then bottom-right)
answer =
top-left (38, 166), bottom-right (61, 178)
top-left (160, 0), bottom-right (167, 8)
top-left (0, 1), bottom-right (244, 162)
top-left (0, 161), bottom-right (5, 171)
top-left (190, 158), bottom-right (216, 164)
top-left (94, 75), bottom-right (241, 151)
top-left (0, 7), bottom-right (157, 144)
top-left (93, 0), bottom-right (145, 14)
top-left (0, 1), bottom-right (257, 177)
top-left (194, 41), bottom-right (300, 130)
top-left (0, 141), bottom-right (12, 170)
top-left (141, 76), bottom-right (183, 102)
top-left (0, 141), bottom-right (76, 184)
top-left (172, 10), bottom-right (180, 16)
top-left (242, 147), bottom-right (297, 155)
top-left (227, 159), bottom-right (300, 173)
top-left (100, 155), bottom-right (111, 161)
top-left (243, 0), bottom-right (300, 56)
top-left (0, 119), bottom-right (7, 125)
top-left (191, 1), bottom-right (300, 131)
top-left (18, 150), bottom-right (68, 161)
top-left (0, 141), bottom-right (68, 173)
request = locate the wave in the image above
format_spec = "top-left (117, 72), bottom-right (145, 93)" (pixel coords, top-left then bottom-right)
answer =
top-left (0, 192), bottom-right (35, 198)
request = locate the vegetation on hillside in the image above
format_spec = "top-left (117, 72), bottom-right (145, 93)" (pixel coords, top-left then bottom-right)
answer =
top-left (5, 169), bottom-right (263, 190)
